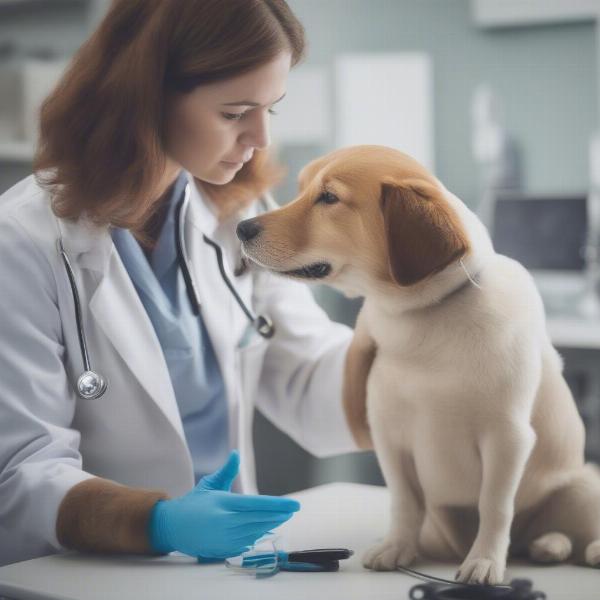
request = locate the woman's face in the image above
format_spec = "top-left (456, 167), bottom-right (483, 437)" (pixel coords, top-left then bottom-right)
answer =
top-left (164, 52), bottom-right (292, 185)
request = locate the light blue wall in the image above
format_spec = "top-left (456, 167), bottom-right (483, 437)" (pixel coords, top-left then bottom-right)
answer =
top-left (2, 1), bottom-right (595, 205)
top-left (278, 0), bottom-right (597, 210)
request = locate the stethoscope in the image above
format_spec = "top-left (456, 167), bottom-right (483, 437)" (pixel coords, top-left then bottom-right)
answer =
top-left (57, 183), bottom-right (275, 401)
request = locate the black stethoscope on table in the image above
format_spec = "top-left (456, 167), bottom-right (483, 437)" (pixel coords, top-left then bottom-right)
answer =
top-left (402, 565), bottom-right (546, 599)
top-left (58, 184), bottom-right (275, 401)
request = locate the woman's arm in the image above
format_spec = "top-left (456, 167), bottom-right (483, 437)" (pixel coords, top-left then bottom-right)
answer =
top-left (0, 216), bottom-right (98, 564)
top-left (57, 453), bottom-right (300, 558)
top-left (252, 270), bottom-right (361, 457)
top-left (56, 478), bottom-right (168, 554)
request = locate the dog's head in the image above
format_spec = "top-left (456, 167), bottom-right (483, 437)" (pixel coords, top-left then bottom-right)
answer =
top-left (237, 145), bottom-right (470, 296)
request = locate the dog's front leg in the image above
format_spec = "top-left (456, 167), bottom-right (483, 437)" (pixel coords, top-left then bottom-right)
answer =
top-left (456, 423), bottom-right (535, 585)
top-left (363, 442), bottom-right (424, 571)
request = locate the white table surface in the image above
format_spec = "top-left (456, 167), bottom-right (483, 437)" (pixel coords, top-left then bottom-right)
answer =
top-left (0, 482), bottom-right (598, 600)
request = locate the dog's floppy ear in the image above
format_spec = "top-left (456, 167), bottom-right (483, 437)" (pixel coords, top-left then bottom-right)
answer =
top-left (381, 178), bottom-right (470, 286)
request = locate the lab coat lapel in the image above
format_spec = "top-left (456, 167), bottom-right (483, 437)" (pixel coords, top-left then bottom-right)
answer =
top-left (89, 251), bottom-right (186, 441)
top-left (60, 217), bottom-right (186, 442)
top-left (184, 178), bottom-right (240, 424)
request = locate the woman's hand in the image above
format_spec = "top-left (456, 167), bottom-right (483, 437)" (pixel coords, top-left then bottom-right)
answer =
top-left (148, 450), bottom-right (300, 560)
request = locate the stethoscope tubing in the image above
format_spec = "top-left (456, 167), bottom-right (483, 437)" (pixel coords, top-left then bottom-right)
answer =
top-left (58, 237), bottom-right (108, 400)
top-left (202, 234), bottom-right (254, 324)
top-left (57, 238), bottom-right (91, 372)
top-left (175, 185), bottom-right (275, 339)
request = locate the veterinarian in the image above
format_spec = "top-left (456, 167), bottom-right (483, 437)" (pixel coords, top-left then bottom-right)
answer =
top-left (0, 0), bottom-right (360, 567)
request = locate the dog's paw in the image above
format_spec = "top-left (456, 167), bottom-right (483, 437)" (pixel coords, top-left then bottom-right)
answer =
top-left (362, 538), bottom-right (418, 571)
top-left (456, 556), bottom-right (505, 585)
top-left (529, 532), bottom-right (572, 563)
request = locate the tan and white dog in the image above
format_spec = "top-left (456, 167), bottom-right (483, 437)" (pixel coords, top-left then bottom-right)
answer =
top-left (236, 145), bottom-right (600, 585)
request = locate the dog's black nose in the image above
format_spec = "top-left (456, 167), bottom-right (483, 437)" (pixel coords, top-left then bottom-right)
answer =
top-left (236, 219), bottom-right (263, 242)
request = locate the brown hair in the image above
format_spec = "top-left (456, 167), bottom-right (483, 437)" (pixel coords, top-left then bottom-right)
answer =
top-left (34, 0), bottom-right (304, 241)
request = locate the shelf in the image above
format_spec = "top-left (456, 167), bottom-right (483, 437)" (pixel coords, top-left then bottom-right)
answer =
top-left (472, 0), bottom-right (600, 28)
top-left (0, 140), bottom-right (34, 162)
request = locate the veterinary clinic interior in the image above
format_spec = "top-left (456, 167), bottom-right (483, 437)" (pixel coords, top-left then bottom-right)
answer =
top-left (0, 1), bottom-right (599, 599)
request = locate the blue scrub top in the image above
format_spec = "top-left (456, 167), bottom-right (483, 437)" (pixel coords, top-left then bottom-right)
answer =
top-left (111, 171), bottom-right (229, 484)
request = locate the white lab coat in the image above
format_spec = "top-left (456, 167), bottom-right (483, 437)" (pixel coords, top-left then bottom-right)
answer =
top-left (0, 173), bottom-right (358, 566)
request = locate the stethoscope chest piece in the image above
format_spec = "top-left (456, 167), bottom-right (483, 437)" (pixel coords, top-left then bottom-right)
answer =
top-left (77, 370), bottom-right (108, 400)
top-left (255, 315), bottom-right (275, 339)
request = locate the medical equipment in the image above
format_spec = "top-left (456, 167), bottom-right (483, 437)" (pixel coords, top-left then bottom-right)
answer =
top-left (225, 534), bottom-right (353, 577)
top-left (58, 183), bottom-right (275, 401)
top-left (394, 564), bottom-right (546, 600)
top-left (399, 564), bottom-right (512, 592)
top-left (57, 237), bottom-right (108, 400)
top-left (409, 577), bottom-right (545, 599)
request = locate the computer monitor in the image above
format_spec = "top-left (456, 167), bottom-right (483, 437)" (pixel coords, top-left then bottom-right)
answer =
top-left (487, 192), bottom-right (589, 309)
top-left (491, 193), bottom-right (588, 271)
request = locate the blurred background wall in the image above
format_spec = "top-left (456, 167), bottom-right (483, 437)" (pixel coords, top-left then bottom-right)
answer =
top-left (1, 0), bottom-right (599, 494)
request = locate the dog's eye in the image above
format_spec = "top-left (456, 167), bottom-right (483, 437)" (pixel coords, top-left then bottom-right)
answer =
top-left (316, 191), bottom-right (339, 205)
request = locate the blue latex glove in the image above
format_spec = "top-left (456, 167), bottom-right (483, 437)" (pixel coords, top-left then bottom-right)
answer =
top-left (148, 450), bottom-right (300, 560)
